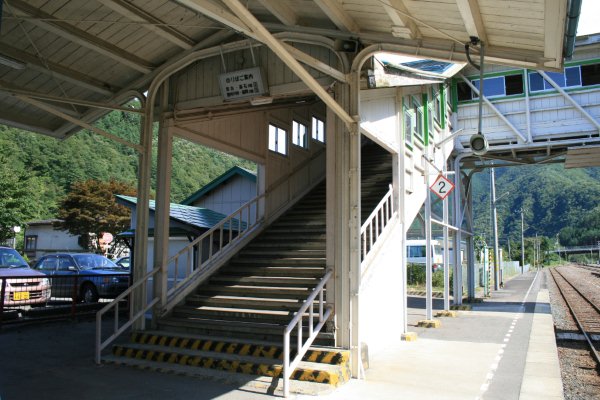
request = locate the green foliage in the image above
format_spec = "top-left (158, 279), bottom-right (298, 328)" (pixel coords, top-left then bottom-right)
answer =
top-left (0, 156), bottom-right (49, 242)
top-left (56, 179), bottom-right (137, 250)
top-left (407, 263), bottom-right (452, 289)
top-left (0, 109), bottom-right (256, 234)
top-left (472, 164), bottom-right (600, 248)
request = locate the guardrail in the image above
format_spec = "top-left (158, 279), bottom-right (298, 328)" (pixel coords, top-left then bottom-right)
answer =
top-left (164, 194), bottom-right (263, 302)
top-left (0, 272), bottom-right (130, 329)
top-left (360, 185), bottom-right (395, 262)
top-left (283, 269), bottom-right (333, 398)
top-left (95, 194), bottom-right (264, 364)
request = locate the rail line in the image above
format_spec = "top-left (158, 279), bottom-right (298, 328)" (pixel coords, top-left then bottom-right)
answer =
top-left (549, 267), bottom-right (600, 369)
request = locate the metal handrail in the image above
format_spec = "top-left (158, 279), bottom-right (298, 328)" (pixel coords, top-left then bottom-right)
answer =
top-left (95, 194), bottom-right (265, 364)
top-left (283, 269), bottom-right (333, 398)
top-left (360, 185), bottom-right (395, 260)
top-left (164, 194), bottom-right (265, 301)
top-left (95, 266), bottom-right (160, 364)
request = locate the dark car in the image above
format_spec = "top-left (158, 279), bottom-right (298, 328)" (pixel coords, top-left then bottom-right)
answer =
top-left (33, 253), bottom-right (129, 303)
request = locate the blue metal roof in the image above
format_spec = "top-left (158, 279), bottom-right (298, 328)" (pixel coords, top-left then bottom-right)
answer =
top-left (116, 195), bottom-right (239, 230)
top-left (181, 166), bottom-right (256, 206)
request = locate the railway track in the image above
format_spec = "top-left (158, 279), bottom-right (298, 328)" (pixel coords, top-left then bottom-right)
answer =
top-left (549, 267), bottom-right (600, 370)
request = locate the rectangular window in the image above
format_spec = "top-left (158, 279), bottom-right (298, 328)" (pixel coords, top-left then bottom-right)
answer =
top-left (433, 84), bottom-right (442, 123)
top-left (473, 76), bottom-right (505, 98)
top-left (412, 97), bottom-right (423, 140)
top-left (529, 71), bottom-right (568, 92)
top-left (505, 74), bottom-right (524, 95)
top-left (312, 117), bottom-right (325, 143)
top-left (581, 64), bottom-right (600, 86)
top-left (268, 124), bottom-right (287, 155)
top-left (565, 66), bottom-right (581, 87)
top-left (292, 120), bottom-right (308, 149)
top-left (403, 106), bottom-right (413, 145)
top-left (25, 235), bottom-right (37, 251)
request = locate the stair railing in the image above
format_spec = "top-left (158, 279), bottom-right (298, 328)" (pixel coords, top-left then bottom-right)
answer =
top-left (95, 194), bottom-right (264, 364)
top-left (361, 184), bottom-right (396, 265)
top-left (283, 268), bottom-right (333, 398)
top-left (163, 194), bottom-right (265, 306)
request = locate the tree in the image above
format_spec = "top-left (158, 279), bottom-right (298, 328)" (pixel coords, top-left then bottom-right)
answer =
top-left (0, 158), bottom-right (45, 242)
top-left (56, 179), bottom-right (136, 251)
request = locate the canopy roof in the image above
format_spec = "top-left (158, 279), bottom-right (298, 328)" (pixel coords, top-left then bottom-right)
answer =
top-left (0, 0), bottom-right (575, 139)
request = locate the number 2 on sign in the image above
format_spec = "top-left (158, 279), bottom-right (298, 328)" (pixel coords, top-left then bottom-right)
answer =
top-left (430, 174), bottom-right (454, 200)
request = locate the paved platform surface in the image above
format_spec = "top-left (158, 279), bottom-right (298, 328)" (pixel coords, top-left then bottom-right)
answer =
top-left (0, 270), bottom-right (562, 400)
top-left (297, 270), bottom-right (563, 400)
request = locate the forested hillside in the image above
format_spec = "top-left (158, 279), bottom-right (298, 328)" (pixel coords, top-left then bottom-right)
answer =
top-left (0, 110), bottom-right (255, 224)
top-left (472, 164), bottom-right (600, 247)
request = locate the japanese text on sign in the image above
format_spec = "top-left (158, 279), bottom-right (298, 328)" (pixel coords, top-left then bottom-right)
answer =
top-left (219, 67), bottom-right (267, 101)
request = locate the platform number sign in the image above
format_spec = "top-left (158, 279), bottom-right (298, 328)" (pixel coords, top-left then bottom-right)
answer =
top-left (430, 174), bottom-right (455, 200)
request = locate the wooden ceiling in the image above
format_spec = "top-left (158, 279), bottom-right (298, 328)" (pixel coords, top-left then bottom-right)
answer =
top-left (0, 0), bottom-right (570, 139)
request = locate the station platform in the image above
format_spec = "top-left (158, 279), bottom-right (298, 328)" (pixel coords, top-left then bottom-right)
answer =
top-left (298, 270), bottom-right (563, 400)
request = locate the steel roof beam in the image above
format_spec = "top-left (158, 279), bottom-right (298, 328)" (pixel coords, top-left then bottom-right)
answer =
top-left (98, 0), bottom-right (196, 50)
top-left (8, 0), bottom-right (154, 74)
top-left (256, 0), bottom-right (298, 26)
top-left (16, 94), bottom-right (143, 152)
top-left (175, 0), bottom-right (253, 37)
top-left (222, 0), bottom-right (354, 127)
top-left (379, 0), bottom-right (421, 39)
top-left (0, 43), bottom-right (117, 96)
top-left (313, 0), bottom-right (360, 33)
top-left (456, 0), bottom-right (488, 43)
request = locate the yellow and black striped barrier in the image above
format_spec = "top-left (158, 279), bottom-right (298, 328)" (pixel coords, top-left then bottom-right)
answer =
top-left (112, 345), bottom-right (350, 386)
top-left (130, 332), bottom-right (349, 366)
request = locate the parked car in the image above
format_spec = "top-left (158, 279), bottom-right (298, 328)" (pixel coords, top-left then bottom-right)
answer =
top-left (407, 239), bottom-right (444, 271)
top-left (0, 246), bottom-right (51, 307)
top-left (114, 256), bottom-right (130, 269)
top-left (33, 253), bottom-right (129, 303)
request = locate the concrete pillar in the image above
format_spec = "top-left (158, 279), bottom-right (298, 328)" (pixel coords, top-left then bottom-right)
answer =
top-left (153, 83), bottom-right (173, 322)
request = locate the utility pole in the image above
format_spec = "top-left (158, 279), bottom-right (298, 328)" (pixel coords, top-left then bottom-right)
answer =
top-left (520, 208), bottom-right (525, 273)
top-left (491, 168), bottom-right (500, 290)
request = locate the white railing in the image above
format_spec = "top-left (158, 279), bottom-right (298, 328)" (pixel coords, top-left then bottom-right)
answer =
top-left (95, 194), bottom-right (264, 364)
top-left (95, 265), bottom-right (159, 364)
top-left (283, 269), bottom-right (333, 398)
top-left (163, 194), bottom-right (264, 304)
top-left (361, 185), bottom-right (395, 261)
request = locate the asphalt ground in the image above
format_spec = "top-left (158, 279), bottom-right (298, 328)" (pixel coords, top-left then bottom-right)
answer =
top-left (0, 271), bottom-right (550, 400)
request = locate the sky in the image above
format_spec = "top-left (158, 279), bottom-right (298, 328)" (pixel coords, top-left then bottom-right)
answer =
top-left (578, 0), bottom-right (599, 35)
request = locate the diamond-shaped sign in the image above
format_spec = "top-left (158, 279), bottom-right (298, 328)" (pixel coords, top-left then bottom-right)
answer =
top-left (430, 174), bottom-right (455, 200)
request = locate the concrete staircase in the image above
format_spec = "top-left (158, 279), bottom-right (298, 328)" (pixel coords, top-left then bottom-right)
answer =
top-left (361, 143), bottom-right (393, 224)
top-left (106, 182), bottom-right (351, 393)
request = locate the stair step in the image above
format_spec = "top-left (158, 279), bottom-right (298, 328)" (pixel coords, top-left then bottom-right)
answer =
top-left (197, 285), bottom-right (316, 299)
top-left (158, 316), bottom-right (335, 344)
top-left (185, 295), bottom-right (320, 311)
top-left (230, 257), bottom-right (325, 267)
top-left (221, 266), bottom-right (325, 278)
top-left (210, 275), bottom-right (320, 286)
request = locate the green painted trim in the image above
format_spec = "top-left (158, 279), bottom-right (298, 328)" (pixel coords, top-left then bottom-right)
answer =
top-left (451, 80), bottom-right (459, 113)
top-left (565, 58), bottom-right (600, 67)
top-left (463, 69), bottom-right (524, 81)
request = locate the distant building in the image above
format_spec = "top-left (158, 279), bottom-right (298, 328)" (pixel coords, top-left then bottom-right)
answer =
top-left (24, 219), bottom-right (85, 261)
top-left (181, 166), bottom-right (257, 215)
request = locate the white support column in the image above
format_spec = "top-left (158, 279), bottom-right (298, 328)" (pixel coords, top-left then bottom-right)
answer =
top-left (424, 159), bottom-right (433, 320)
top-left (132, 103), bottom-right (152, 330)
top-left (153, 83), bottom-right (172, 320)
top-left (452, 158), bottom-right (463, 305)
top-left (442, 158), bottom-right (450, 311)
top-left (332, 82), bottom-right (351, 350)
top-left (467, 181), bottom-right (475, 300)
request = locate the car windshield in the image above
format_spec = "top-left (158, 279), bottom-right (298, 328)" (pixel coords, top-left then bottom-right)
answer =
top-left (0, 248), bottom-right (29, 268)
top-left (73, 254), bottom-right (119, 270)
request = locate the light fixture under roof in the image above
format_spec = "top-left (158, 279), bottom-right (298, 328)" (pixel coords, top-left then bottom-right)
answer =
top-left (0, 54), bottom-right (26, 70)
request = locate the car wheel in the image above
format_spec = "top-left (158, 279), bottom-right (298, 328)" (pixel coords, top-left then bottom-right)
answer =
top-left (80, 283), bottom-right (99, 303)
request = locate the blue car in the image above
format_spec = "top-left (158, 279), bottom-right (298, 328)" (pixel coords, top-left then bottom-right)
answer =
top-left (33, 253), bottom-right (130, 303)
